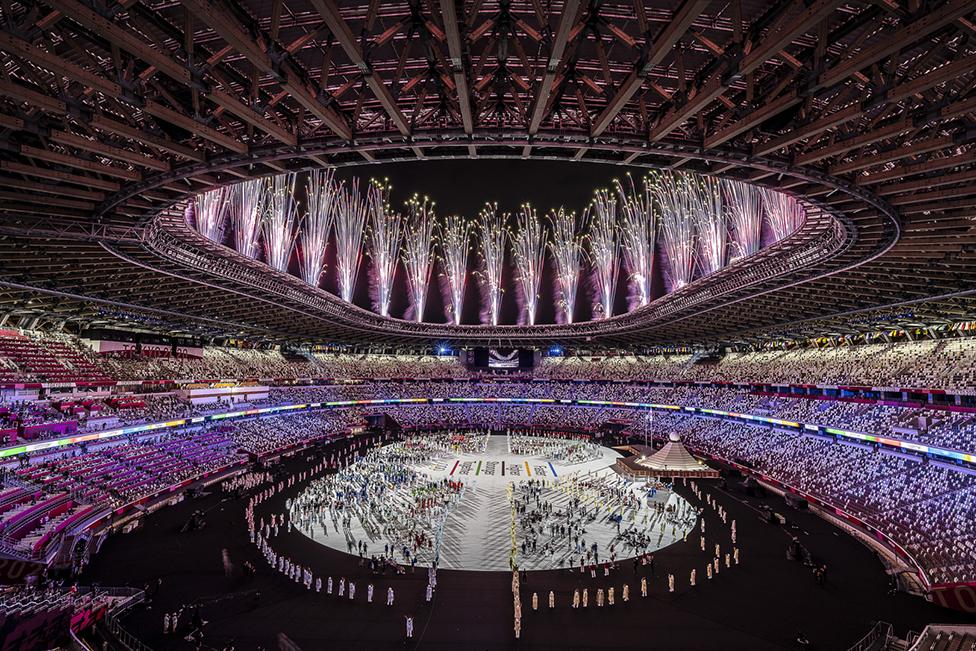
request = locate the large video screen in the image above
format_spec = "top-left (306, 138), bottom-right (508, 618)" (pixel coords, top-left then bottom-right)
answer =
top-left (465, 348), bottom-right (537, 371)
top-left (489, 349), bottom-right (520, 369)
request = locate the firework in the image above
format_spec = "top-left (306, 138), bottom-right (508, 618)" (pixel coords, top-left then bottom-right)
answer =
top-left (761, 188), bottom-right (805, 242)
top-left (691, 176), bottom-right (726, 276)
top-left (438, 213), bottom-right (473, 325)
top-left (402, 195), bottom-right (438, 322)
top-left (229, 179), bottom-right (266, 259)
top-left (262, 173), bottom-right (300, 272)
top-left (588, 189), bottom-right (620, 319)
top-left (367, 179), bottom-right (405, 317)
top-left (299, 169), bottom-right (339, 287)
top-left (194, 187), bottom-right (229, 243)
top-left (476, 203), bottom-right (507, 326)
top-left (653, 171), bottom-right (696, 291)
top-left (547, 207), bottom-right (584, 324)
top-left (511, 204), bottom-right (547, 325)
top-left (615, 174), bottom-right (656, 308)
top-left (334, 179), bottom-right (368, 303)
top-left (723, 179), bottom-right (763, 261)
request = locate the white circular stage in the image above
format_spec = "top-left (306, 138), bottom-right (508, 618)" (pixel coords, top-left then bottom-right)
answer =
top-left (290, 433), bottom-right (697, 572)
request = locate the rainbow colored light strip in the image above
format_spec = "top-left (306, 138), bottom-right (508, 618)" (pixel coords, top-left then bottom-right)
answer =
top-left (1, 398), bottom-right (973, 466)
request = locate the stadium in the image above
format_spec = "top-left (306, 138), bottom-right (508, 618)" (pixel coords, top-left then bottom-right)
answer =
top-left (1, 0), bottom-right (976, 649)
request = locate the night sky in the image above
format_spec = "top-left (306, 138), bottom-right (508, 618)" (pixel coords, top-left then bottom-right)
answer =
top-left (325, 159), bottom-right (650, 326)
top-left (332, 159), bottom-right (624, 218)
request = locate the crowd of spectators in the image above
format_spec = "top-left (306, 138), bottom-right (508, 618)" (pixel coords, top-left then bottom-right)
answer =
top-left (8, 376), bottom-right (976, 457)
top-left (656, 412), bottom-right (976, 586)
top-left (97, 348), bottom-right (464, 382)
top-left (5, 329), bottom-right (976, 391)
top-left (536, 338), bottom-right (976, 390)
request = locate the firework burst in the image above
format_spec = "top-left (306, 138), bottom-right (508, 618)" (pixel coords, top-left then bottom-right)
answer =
top-left (476, 203), bottom-right (507, 326)
top-left (299, 169), bottom-right (339, 287)
top-left (262, 173), bottom-right (300, 272)
top-left (193, 187), bottom-right (229, 243)
top-left (334, 179), bottom-right (368, 303)
top-left (723, 179), bottom-right (763, 261)
top-left (691, 176), bottom-right (727, 276)
top-left (588, 189), bottom-right (620, 319)
top-left (615, 174), bottom-right (656, 308)
top-left (761, 188), bottom-right (805, 242)
top-left (653, 171), bottom-right (696, 291)
top-left (402, 195), bottom-right (438, 322)
top-left (511, 204), bottom-right (548, 326)
top-left (367, 179), bottom-right (405, 317)
top-left (547, 207), bottom-right (585, 324)
top-left (438, 213), bottom-right (473, 325)
top-left (229, 179), bottom-right (266, 259)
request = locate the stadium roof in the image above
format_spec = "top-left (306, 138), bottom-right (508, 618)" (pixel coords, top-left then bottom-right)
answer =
top-left (1, 0), bottom-right (975, 347)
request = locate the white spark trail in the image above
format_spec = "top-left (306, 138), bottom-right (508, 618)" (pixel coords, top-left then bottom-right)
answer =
top-left (691, 175), bottom-right (726, 276)
top-left (402, 195), bottom-right (438, 322)
top-left (615, 174), bottom-right (656, 308)
top-left (438, 213), bottom-right (473, 325)
top-left (723, 179), bottom-right (763, 261)
top-left (511, 204), bottom-right (547, 326)
top-left (334, 179), bottom-right (368, 303)
top-left (548, 207), bottom-right (584, 324)
top-left (193, 187), bottom-right (229, 243)
top-left (367, 180), bottom-right (405, 317)
top-left (229, 179), bottom-right (266, 259)
top-left (477, 203), bottom-right (507, 326)
top-left (653, 171), bottom-right (696, 291)
top-left (588, 189), bottom-right (620, 319)
top-left (262, 173), bottom-right (300, 273)
top-left (299, 169), bottom-right (339, 287)
top-left (761, 188), bottom-right (806, 242)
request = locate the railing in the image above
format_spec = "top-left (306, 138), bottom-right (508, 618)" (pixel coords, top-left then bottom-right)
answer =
top-left (847, 621), bottom-right (892, 651)
top-left (102, 588), bottom-right (152, 651)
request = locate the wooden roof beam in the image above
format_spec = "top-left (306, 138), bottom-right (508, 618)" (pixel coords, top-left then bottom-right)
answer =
top-left (591, 0), bottom-right (711, 137)
top-left (876, 166), bottom-right (976, 195)
top-left (704, 89), bottom-right (801, 148)
top-left (527, 0), bottom-right (582, 134)
top-left (738, 0), bottom-right (844, 76)
top-left (829, 134), bottom-right (955, 175)
top-left (89, 114), bottom-right (204, 162)
top-left (0, 161), bottom-right (121, 191)
top-left (19, 145), bottom-right (141, 182)
top-left (44, 0), bottom-right (294, 149)
top-left (816, 0), bottom-right (976, 91)
top-left (862, 149), bottom-right (976, 185)
top-left (49, 130), bottom-right (171, 172)
top-left (309, 0), bottom-right (410, 135)
top-left (179, 0), bottom-right (350, 142)
top-left (795, 119), bottom-right (913, 165)
top-left (439, 0), bottom-right (474, 133)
